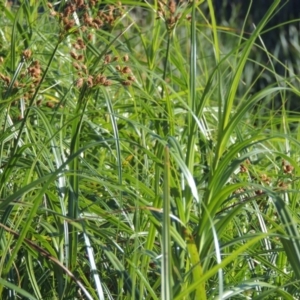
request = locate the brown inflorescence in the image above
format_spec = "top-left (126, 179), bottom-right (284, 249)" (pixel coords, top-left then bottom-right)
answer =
top-left (282, 159), bottom-right (294, 174)
top-left (42, 1), bottom-right (136, 91)
top-left (22, 49), bottom-right (32, 60)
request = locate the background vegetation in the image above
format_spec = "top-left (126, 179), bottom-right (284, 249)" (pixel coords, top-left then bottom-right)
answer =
top-left (0, 0), bottom-right (300, 299)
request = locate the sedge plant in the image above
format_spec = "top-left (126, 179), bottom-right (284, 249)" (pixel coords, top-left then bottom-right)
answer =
top-left (0, 0), bottom-right (300, 299)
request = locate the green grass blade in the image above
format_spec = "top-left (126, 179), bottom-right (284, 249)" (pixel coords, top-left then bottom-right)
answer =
top-left (161, 146), bottom-right (172, 300)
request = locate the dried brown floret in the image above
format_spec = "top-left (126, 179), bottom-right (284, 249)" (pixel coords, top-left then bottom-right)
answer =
top-left (64, 20), bottom-right (75, 31)
top-left (81, 64), bottom-right (88, 74)
top-left (104, 55), bottom-right (111, 64)
top-left (175, 13), bottom-right (181, 22)
top-left (77, 38), bottom-right (86, 49)
top-left (123, 54), bottom-right (129, 62)
top-left (22, 49), bottom-right (32, 60)
top-left (73, 43), bottom-right (81, 50)
top-left (46, 101), bottom-right (55, 108)
top-left (278, 181), bottom-right (288, 189)
top-left (282, 159), bottom-right (294, 174)
top-left (239, 164), bottom-right (247, 173)
top-left (87, 75), bottom-right (93, 87)
top-left (260, 174), bottom-right (270, 185)
top-left (168, 0), bottom-right (176, 14)
top-left (73, 62), bottom-right (81, 70)
top-left (76, 0), bottom-right (85, 8)
top-left (50, 10), bottom-right (57, 17)
top-left (127, 75), bottom-right (135, 81)
top-left (255, 189), bottom-right (263, 195)
top-left (95, 75), bottom-right (106, 84)
top-left (70, 51), bottom-right (78, 60)
top-left (104, 80), bottom-right (112, 86)
top-left (3, 75), bottom-right (11, 85)
top-left (77, 54), bottom-right (84, 61)
top-left (93, 18), bottom-right (103, 26)
top-left (122, 80), bottom-right (132, 86)
top-left (83, 12), bottom-right (93, 26)
top-left (122, 66), bottom-right (131, 74)
top-left (76, 78), bottom-right (84, 88)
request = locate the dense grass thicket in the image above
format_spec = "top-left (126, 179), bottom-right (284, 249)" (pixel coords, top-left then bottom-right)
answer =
top-left (1, 0), bottom-right (300, 299)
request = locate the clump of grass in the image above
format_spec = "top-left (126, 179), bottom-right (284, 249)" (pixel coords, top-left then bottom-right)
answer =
top-left (0, 0), bottom-right (300, 299)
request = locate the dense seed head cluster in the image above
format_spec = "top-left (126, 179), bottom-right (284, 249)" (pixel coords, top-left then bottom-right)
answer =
top-left (55, 1), bottom-right (136, 89)
top-left (157, 0), bottom-right (184, 30)
top-left (0, 0), bottom-right (136, 114)
top-left (0, 49), bottom-right (44, 106)
top-left (235, 157), bottom-right (295, 197)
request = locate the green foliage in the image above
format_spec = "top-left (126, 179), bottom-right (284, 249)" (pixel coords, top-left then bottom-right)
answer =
top-left (0, 0), bottom-right (300, 299)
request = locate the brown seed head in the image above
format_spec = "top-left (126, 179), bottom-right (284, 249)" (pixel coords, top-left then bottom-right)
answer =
top-left (22, 49), bottom-right (32, 60)
top-left (168, 0), bottom-right (176, 14)
top-left (158, 1), bottom-right (165, 11)
top-left (87, 76), bottom-right (93, 87)
top-left (168, 16), bottom-right (175, 26)
top-left (93, 18), bottom-right (104, 26)
top-left (255, 189), bottom-right (263, 195)
top-left (122, 80), bottom-right (132, 86)
top-left (95, 75), bottom-right (106, 84)
top-left (73, 43), bottom-right (81, 50)
top-left (32, 78), bottom-right (41, 85)
top-left (175, 13), bottom-right (181, 22)
top-left (3, 76), bottom-right (11, 85)
top-left (46, 101), bottom-right (55, 108)
top-left (127, 75), bottom-right (135, 81)
top-left (284, 164), bottom-right (294, 174)
top-left (83, 13), bottom-right (93, 26)
top-left (76, 78), bottom-right (84, 88)
top-left (77, 54), bottom-right (84, 61)
top-left (77, 38), bottom-right (86, 49)
top-left (104, 55), bottom-right (111, 64)
top-left (278, 181), bottom-right (288, 190)
top-left (50, 10), bottom-right (57, 17)
top-left (123, 54), bottom-right (129, 62)
top-left (81, 64), bottom-right (88, 74)
top-left (63, 6), bottom-right (71, 17)
top-left (122, 66), bottom-right (131, 74)
top-left (104, 80), bottom-right (112, 86)
top-left (76, 0), bottom-right (85, 8)
top-left (70, 51), bottom-right (78, 60)
top-left (73, 62), bottom-right (81, 70)
top-left (239, 164), bottom-right (247, 173)
top-left (64, 20), bottom-right (75, 31)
